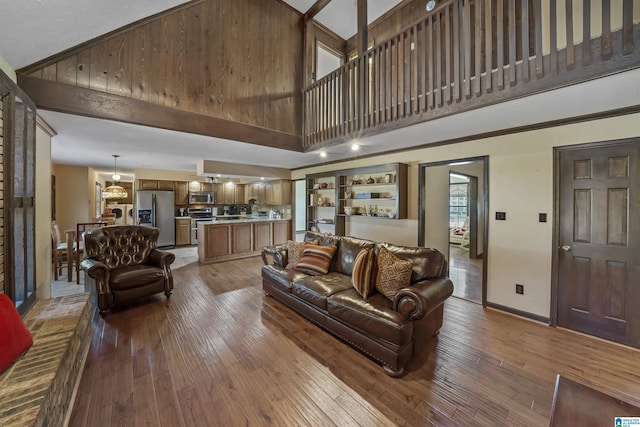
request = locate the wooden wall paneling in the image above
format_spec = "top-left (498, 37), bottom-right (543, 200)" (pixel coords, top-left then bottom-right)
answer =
top-left (163, 11), bottom-right (187, 109)
top-left (107, 35), bottom-right (132, 97)
top-left (57, 55), bottom-right (78, 86)
top-left (89, 42), bottom-right (108, 93)
top-left (130, 25), bottom-right (151, 101)
top-left (184, 3), bottom-right (204, 112)
top-left (76, 49), bottom-right (91, 89)
top-left (147, 19), bottom-right (163, 105)
top-left (203, 0), bottom-right (222, 115)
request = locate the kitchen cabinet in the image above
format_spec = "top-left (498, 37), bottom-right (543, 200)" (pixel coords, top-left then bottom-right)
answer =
top-left (273, 221), bottom-right (290, 245)
top-left (232, 223), bottom-right (253, 254)
top-left (253, 222), bottom-right (272, 250)
top-left (199, 224), bottom-right (232, 260)
top-left (175, 218), bottom-right (191, 246)
top-left (199, 182), bottom-right (213, 192)
top-left (265, 180), bottom-right (291, 205)
top-left (175, 181), bottom-right (189, 205)
top-left (246, 182), bottom-right (266, 204)
top-left (138, 179), bottom-right (174, 191)
top-left (235, 184), bottom-right (245, 204)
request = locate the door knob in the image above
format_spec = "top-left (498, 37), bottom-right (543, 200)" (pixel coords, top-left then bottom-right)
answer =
top-left (561, 245), bottom-right (571, 252)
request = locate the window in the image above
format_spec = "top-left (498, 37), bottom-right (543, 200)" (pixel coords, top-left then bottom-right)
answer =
top-left (449, 176), bottom-right (469, 229)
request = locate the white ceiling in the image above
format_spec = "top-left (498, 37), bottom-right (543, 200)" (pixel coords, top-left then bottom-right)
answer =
top-left (1, 1), bottom-right (638, 182)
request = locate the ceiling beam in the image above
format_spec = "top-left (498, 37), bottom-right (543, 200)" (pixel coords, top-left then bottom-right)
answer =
top-left (304, 0), bottom-right (332, 20)
top-left (18, 75), bottom-right (303, 153)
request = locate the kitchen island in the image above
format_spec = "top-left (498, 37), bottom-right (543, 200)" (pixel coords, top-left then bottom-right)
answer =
top-left (197, 217), bottom-right (291, 264)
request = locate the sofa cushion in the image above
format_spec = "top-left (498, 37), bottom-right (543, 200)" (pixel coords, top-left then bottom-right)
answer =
top-left (262, 264), bottom-right (308, 293)
top-left (375, 246), bottom-right (413, 300)
top-left (292, 272), bottom-right (353, 310)
top-left (285, 240), bottom-right (317, 270)
top-left (295, 245), bottom-right (337, 276)
top-left (334, 236), bottom-right (376, 276)
top-left (327, 289), bottom-right (412, 346)
top-left (351, 249), bottom-right (376, 298)
top-left (377, 243), bottom-right (447, 284)
top-left (110, 264), bottom-right (165, 290)
top-left (0, 294), bottom-right (33, 374)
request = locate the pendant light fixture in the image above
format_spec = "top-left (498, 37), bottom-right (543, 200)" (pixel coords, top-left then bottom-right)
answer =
top-left (102, 154), bottom-right (128, 200)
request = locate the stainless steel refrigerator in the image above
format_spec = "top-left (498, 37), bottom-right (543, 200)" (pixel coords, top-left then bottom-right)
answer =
top-left (135, 190), bottom-right (175, 247)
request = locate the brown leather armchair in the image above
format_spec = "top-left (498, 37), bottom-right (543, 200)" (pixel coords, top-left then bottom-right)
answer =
top-left (80, 225), bottom-right (175, 316)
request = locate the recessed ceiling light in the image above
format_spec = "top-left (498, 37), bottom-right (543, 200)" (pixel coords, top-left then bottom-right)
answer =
top-left (351, 143), bottom-right (360, 151)
top-left (426, 0), bottom-right (436, 11)
top-left (320, 151), bottom-right (327, 158)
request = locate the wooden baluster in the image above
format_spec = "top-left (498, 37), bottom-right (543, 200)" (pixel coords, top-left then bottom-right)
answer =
top-left (484, 0), bottom-right (493, 93)
top-left (521, 0), bottom-right (530, 83)
top-left (436, 11), bottom-right (443, 107)
top-left (463, 1), bottom-right (472, 98)
top-left (445, 6), bottom-right (452, 104)
top-left (453, 1), bottom-right (461, 101)
top-left (474, 0), bottom-right (483, 95)
top-left (427, 16), bottom-right (434, 110)
top-left (419, 20), bottom-right (427, 112)
top-left (412, 24), bottom-right (419, 114)
top-left (534, 0), bottom-right (544, 78)
top-left (583, 0), bottom-right (591, 65)
top-left (508, 0), bottom-right (517, 86)
top-left (601, 0), bottom-right (611, 60)
top-left (566, 0), bottom-right (575, 70)
top-left (549, 0), bottom-right (558, 75)
top-left (497, 0), bottom-right (505, 89)
top-left (622, 0), bottom-right (633, 55)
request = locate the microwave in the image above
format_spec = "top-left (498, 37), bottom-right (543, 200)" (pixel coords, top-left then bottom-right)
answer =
top-left (189, 191), bottom-right (215, 204)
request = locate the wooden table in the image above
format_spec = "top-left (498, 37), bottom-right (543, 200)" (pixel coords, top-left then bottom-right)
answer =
top-left (549, 375), bottom-right (640, 426)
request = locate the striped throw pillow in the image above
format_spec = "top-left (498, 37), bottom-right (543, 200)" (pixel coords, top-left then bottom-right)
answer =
top-left (352, 249), bottom-right (375, 298)
top-left (285, 240), bottom-right (317, 270)
top-left (295, 244), bottom-right (337, 276)
top-left (375, 246), bottom-right (413, 301)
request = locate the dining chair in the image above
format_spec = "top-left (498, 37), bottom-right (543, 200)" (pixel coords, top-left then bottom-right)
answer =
top-left (75, 222), bottom-right (107, 283)
top-left (51, 222), bottom-right (68, 280)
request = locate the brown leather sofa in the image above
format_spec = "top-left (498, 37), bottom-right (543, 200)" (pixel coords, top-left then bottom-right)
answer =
top-left (80, 225), bottom-right (175, 316)
top-left (262, 231), bottom-right (453, 377)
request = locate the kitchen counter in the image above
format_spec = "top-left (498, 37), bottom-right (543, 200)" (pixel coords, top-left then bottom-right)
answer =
top-left (197, 218), bottom-right (291, 264)
top-left (175, 216), bottom-right (191, 219)
top-left (197, 216), bottom-right (289, 225)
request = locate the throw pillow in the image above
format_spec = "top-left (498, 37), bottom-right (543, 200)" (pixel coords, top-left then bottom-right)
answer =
top-left (375, 246), bottom-right (413, 301)
top-left (285, 240), bottom-right (317, 270)
top-left (0, 293), bottom-right (33, 374)
top-left (295, 244), bottom-right (337, 276)
top-left (352, 249), bottom-right (375, 298)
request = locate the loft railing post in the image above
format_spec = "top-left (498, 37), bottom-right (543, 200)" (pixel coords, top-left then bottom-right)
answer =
top-left (565, 0), bottom-right (575, 70)
top-left (622, 0), bottom-right (634, 55)
top-left (601, 0), bottom-right (612, 60)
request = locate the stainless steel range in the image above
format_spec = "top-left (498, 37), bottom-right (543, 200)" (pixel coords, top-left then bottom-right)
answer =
top-left (188, 207), bottom-right (216, 245)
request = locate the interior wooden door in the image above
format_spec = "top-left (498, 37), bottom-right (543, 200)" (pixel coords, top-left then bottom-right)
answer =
top-left (557, 140), bottom-right (640, 347)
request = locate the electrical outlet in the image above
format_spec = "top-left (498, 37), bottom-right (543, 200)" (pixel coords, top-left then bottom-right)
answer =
top-left (496, 211), bottom-right (506, 221)
top-left (539, 213), bottom-right (547, 223)
top-left (515, 284), bottom-right (524, 294)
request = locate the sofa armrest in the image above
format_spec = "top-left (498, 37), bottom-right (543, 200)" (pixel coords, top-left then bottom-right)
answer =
top-left (80, 258), bottom-right (112, 314)
top-left (148, 249), bottom-right (175, 269)
top-left (261, 244), bottom-right (288, 267)
top-left (393, 277), bottom-right (454, 320)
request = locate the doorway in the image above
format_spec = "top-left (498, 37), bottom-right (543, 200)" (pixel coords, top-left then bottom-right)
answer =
top-left (419, 157), bottom-right (488, 305)
top-left (554, 139), bottom-right (640, 347)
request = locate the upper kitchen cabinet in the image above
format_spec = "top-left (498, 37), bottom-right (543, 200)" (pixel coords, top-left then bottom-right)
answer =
top-left (175, 181), bottom-right (189, 205)
top-left (215, 183), bottom-right (245, 204)
top-left (138, 179), bottom-right (175, 191)
top-left (246, 182), bottom-right (266, 204)
top-left (265, 180), bottom-right (291, 205)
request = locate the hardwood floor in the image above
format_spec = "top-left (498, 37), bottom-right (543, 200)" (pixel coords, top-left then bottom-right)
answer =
top-left (449, 244), bottom-right (483, 303)
top-left (69, 256), bottom-right (640, 426)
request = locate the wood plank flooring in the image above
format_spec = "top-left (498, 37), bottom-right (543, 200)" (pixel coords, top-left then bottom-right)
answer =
top-left (69, 256), bottom-right (640, 426)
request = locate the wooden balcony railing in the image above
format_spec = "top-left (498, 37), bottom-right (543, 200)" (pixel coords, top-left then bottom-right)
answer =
top-left (302, 0), bottom-right (640, 151)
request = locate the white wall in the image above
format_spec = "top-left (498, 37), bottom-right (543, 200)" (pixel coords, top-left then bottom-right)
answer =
top-left (292, 113), bottom-right (640, 318)
top-left (52, 164), bottom-right (91, 233)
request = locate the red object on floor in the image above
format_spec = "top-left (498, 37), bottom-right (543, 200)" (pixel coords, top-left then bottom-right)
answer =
top-left (0, 293), bottom-right (33, 374)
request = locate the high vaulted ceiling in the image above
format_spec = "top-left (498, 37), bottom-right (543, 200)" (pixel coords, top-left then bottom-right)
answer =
top-left (0, 0), bottom-right (409, 179)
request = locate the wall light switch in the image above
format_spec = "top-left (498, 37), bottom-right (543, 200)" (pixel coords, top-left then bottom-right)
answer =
top-left (539, 213), bottom-right (547, 223)
top-left (495, 211), bottom-right (506, 221)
